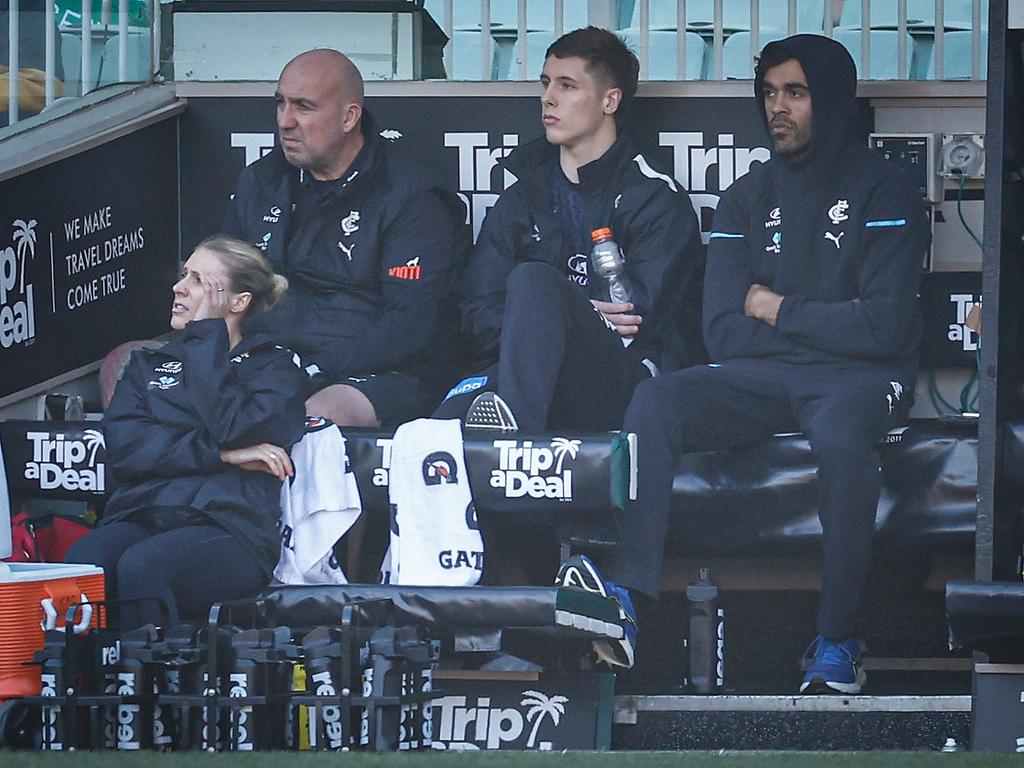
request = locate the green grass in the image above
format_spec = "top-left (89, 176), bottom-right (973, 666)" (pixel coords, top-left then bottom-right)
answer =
top-left (3, 752), bottom-right (1024, 767)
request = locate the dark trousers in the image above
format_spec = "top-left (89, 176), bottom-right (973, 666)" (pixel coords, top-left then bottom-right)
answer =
top-left (609, 358), bottom-right (913, 640)
top-left (65, 521), bottom-right (268, 629)
top-left (436, 262), bottom-right (650, 431)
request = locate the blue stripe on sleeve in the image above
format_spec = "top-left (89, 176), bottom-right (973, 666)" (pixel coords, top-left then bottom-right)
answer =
top-left (865, 219), bottom-right (907, 228)
top-left (708, 232), bottom-right (745, 239)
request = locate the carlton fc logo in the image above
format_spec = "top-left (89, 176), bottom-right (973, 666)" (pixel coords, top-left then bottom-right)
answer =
top-left (341, 210), bottom-right (361, 236)
top-left (828, 199), bottom-right (850, 225)
top-left (422, 451), bottom-right (458, 486)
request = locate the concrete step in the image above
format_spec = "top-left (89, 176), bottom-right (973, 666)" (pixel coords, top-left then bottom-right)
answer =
top-left (611, 695), bottom-right (970, 751)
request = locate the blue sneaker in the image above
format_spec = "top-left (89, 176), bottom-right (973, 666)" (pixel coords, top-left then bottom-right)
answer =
top-left (555, 555), bottom-right (637, 668)
top-left (800, 635), bottom-right (866, 694)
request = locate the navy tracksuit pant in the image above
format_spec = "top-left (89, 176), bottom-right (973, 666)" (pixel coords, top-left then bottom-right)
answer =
top-left (437, 262), bottom-right (650, 431)
top-left (608, 358), bottom-right (913, 640)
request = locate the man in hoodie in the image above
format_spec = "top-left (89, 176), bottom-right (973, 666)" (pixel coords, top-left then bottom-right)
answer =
top-left (434, 26), bottom-right (705, 433)
top-left (566, 35), bottom-right (929, 689)
top-left (223, 49), bottom-right (465, 427)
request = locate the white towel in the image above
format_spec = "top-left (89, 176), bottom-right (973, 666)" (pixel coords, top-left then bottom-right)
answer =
top-left (381, 419), bottom-right (483, 586)
top-left (274, 422), bottom-right (361, 585)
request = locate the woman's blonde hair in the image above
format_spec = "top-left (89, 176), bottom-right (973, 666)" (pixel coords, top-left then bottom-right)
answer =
top-left (195, 235), bottom-right (288, 315)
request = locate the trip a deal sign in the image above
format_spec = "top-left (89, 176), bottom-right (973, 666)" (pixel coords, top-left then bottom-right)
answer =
top-left (0, 119), bottom-right (179, 401)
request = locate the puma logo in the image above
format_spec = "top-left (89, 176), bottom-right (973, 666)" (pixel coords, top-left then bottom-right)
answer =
top-left (824, 231), bottom-right (844, 249)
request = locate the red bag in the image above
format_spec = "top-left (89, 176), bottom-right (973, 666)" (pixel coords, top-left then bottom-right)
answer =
top-left (1, 511), bottom-right (92, 563)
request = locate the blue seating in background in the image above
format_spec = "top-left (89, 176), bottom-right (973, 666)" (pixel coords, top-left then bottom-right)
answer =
top-left (449, 29), bottom-right (498, 80)
top-left (925, 30), bottom-right (989, 78)
top-left (838, 0), bottom-right (984, 30)
top-left (620, 29), bottom-right (709, 80)
top-left (721, 30), bottom-right (786, 78)
top-left (832, 29), bottom-right (917, 79)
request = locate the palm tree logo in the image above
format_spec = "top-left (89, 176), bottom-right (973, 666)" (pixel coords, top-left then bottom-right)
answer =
top-left (83, 429), bottom-right (105, 466)
top-left (521, 690), bottom-right (568, 748)
top-left (12, 219), bottom-right (38, 293)
top-left (550, 438), bottom-right (581, 474)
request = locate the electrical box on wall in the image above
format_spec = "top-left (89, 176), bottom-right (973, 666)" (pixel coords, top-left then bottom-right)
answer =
top-left (869, 133), bottom-right (940, 202)
top-left (940, 133), bottom-right (985, 179)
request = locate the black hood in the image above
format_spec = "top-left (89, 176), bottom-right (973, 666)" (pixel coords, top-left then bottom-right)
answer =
top-left (754, 34), bottom-right (858, 170)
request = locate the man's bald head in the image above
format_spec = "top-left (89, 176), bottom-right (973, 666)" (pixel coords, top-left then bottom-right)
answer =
top-left (283, 49), bottom-right (364, 108)
top-left (275, 48), bottom-right (367, 180)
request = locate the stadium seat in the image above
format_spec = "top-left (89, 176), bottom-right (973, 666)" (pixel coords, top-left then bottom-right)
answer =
top-left (626, 0), bottom-right (829, 33)
top-left (424, 0), bottom-right (520, 31)
top-left (721, 30), bottom-right (786, 79)
top-left (619, 29), bottom-right (709, 80)
top-left (628, 0), bottom-right (755, 31)
top-left (722, 29), bottom-right (917, 80)
top-left (832, 29), bottom-right (918, 79)
top-left (449, 29), bottom-right (501, 80)
top-left (838, 0), bottom-right (985, 31)
top-left (925, 29), bottom-right (989, 79)
top-left (98, 31), bottom-right (150, 85)
top-left (58, 31), bottom-right (105, 95)
top-left (507, 31), bottom-right (554, 79)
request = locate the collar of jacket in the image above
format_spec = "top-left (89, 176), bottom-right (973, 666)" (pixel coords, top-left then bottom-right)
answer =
top-left (250, 108), bottom-right (385, 201)
top-left (502, 131), bottom-right (636, 196)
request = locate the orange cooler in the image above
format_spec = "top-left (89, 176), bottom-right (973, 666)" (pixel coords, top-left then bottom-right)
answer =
top-left (0, 562), bottom-right (106, 700)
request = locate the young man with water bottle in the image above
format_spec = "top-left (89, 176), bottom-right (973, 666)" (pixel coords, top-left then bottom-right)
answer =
top-left (433, 27), bottom-right (704, 669)
top-left (435, 26), bottom-right (705, 436)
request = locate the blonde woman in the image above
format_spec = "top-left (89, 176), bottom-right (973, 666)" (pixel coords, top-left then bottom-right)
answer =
top-left (67, 236), bottom-right (306, 628)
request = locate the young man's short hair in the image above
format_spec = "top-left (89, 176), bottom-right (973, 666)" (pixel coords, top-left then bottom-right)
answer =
top-left (545, 26), bottom-right (640, 119)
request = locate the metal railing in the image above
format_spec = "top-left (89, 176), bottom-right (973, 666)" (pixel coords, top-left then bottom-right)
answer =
top-left (5, 0), bottom-right (159, 126)
top-left (427, 0), bottom-right (989, 82)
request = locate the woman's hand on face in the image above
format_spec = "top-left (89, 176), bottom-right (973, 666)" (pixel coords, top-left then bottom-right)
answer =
top-left (192, 272), bottom-right (232, 322)
top-left (219, 443), bottom-right (293, 481)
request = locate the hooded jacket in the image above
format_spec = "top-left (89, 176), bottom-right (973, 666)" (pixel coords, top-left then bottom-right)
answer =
top-left (223, 110), bottom-right (467, 386)
top-left (703, 35), bottom-right (928, 372)
top-left (101, 319), bottom-right (307, 575)
top-left (462, 133), bottom-right (706, 372)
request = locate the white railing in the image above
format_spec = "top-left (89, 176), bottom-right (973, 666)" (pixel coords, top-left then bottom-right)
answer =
top-left (5, 0), bottom-right (159, 127)
top-left (426, 0), bottom-right (989, 82)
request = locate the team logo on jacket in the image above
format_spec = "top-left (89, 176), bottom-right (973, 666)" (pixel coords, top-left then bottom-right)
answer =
top-left (423, 451), bottom-right (459, 485)
top-left (886, 381), bottom-right (904, 415)
top-left (154, 361), bottom-right (182, 374)
top-left (148, 375), bottom-right (179, 390)
top-left (379, 129), bottom-right (403, 142)
top-left (765, 231), bottom-right (782, 254)
top-left (828, 199), bottom-right (850, 225)
top-left (337, 241), bottom-right (355, 260)
top-left (567, 254), bottom-right (588, 286)
top-left (490, 438), bottom-right (580, 501)
top-left (341, 210), bottom-right (361, 236)
top-left (256, 232), bottom-right (272, 252)
top-left (764, 207), bottom-right (781, 228)
top-left (388, 257), bottom-right (422, 280)
top-left (824, 231), bottom-right (844, 249)
top-left (262, 206), bottom-right (282, 223)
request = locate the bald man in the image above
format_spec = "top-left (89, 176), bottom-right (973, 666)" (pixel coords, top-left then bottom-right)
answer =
top-left (223, 49), bottom-right (466, 427)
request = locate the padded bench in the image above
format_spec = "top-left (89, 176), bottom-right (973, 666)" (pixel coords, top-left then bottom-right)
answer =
top-left (946, 421), bottom-right (1024, 659)
top-left (1, 417), bottom-right (979, 557)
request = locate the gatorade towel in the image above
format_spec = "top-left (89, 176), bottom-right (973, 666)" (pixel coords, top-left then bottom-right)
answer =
top-left (380, 419), bottom-right (483, 586)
